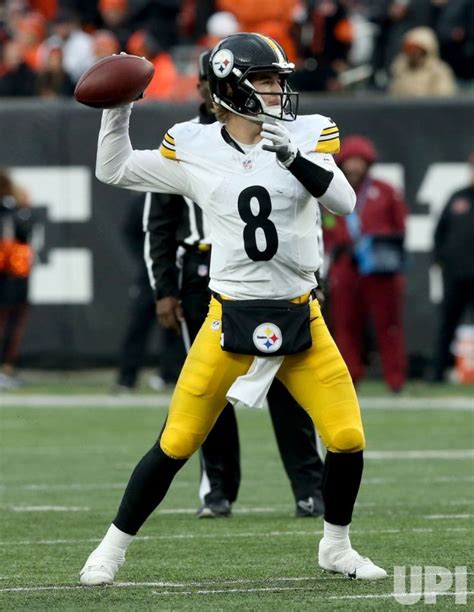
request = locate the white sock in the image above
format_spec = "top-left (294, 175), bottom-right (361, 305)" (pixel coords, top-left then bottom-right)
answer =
top-left (94, 524), bottom-right (134, 558)
top-left (323, 521), bottom-right (351, 548)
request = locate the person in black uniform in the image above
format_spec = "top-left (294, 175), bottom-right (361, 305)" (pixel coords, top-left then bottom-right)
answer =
top-left (144, 51), bottom-right (324, 518)
top-left (432, 153), bottom-right (474, 382)
top-left (113, 194), bottom-right (185, 392)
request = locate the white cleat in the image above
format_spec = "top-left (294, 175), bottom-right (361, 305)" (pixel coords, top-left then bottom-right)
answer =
top-left (318, 538), bottom-right (388, 580)
top-left (80, 549), bottom-right (124, 586)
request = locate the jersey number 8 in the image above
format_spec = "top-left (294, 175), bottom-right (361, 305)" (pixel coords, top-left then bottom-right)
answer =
top-left (238, 186), bottom-right (279, 262)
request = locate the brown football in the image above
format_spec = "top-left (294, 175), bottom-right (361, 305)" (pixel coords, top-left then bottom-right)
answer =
top-left (74, 54), bottom-right (155, 109)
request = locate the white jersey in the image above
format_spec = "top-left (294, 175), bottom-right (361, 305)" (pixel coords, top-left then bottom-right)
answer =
top-left (97, 106), bottom-right (355, 299)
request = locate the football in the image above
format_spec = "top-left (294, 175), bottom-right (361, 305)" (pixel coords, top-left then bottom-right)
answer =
top-left (74, 54), bottom-right (155, 109)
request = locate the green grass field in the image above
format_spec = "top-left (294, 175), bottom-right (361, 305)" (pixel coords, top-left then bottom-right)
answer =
top-left (1, 379), bottom-right (473, 610)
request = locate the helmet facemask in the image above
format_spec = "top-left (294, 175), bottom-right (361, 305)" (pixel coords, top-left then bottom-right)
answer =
top-left (229, 67), bottom-right (299, 122)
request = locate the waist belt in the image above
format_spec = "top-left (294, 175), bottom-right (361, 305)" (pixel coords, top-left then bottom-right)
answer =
top-left (213, 292), bottom-right (313, 357)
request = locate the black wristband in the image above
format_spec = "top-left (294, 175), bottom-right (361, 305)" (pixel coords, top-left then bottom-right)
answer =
top-left (287, 152), bottom-right (334, 198)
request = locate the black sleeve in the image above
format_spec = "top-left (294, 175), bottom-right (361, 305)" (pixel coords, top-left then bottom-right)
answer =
top-left (144, 193), bottom-right (185, 300)
top-left (13, 206), bottom-right (34, 243)
top-left (123, 195), bottom-right (147, 262)
top-left (433, 198), bottom-right (451, 264)
top-left (287, 152), bottom-right (334, 198)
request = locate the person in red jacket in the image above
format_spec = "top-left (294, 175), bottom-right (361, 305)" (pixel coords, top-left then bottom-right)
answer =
top-left (323, 136), bottom-right (407, 392)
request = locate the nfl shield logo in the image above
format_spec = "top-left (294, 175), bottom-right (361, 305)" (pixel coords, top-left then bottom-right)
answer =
top-left (197, 264), bottom-right (208, 277)
top-left (243, 158), bottom-right (252, 170)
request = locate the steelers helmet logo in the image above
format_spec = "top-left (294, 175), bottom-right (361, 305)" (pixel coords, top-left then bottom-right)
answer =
top-left (253, 323), bottom-right (283, 353)
top-left (212, 49), bottom-right (234, 78)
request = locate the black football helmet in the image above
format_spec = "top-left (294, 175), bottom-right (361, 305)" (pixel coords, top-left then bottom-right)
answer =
top-left (208, 32), bottom-right (298, 122)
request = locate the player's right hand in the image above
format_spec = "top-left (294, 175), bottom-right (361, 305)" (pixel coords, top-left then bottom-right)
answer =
top-left (156, 297), bottom-right (183, 333)
top-left (261, 122), bottom-right (298, 167)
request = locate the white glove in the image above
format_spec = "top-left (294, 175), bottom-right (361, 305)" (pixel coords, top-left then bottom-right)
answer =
top-left (261, 122), bottom-right (298, 168)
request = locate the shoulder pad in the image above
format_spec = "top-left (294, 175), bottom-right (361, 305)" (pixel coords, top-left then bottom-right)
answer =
top-left (291, 114), bottom-right (340, 155)
top-left (159, 121), bottom-right (208, 161)
top-left (159, 128), bottom-right (177, 160)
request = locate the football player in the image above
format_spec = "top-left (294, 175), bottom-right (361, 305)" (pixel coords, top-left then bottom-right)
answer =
top-left (80, 32), bottom-right (387, 585)
top-left (147, 50), bottom-right (325, 520)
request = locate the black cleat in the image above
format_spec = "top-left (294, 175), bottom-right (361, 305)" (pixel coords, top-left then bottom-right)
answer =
top-left (295, 494), bottom-right (324, 518)
top-left (196, 499), bottom-right (232, 518)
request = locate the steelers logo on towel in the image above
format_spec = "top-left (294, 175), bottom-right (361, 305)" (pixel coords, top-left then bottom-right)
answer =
top-left (253, 323), bottom-right (283, 353)
top-left (212, 49), bottom-right (234, 78)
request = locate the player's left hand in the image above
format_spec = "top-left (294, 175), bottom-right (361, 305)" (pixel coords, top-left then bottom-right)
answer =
top-left (156, 296), bottom-right (183, 333)
top-left (261, 122), bottom-right (298, 168)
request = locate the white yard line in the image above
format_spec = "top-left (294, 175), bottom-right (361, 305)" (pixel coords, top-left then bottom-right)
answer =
top-left (326, 592), bottom-right (473, 601)
top-left (365, 450), bottom-right (474, 459)
top-left (2, 447), bottom-right (473, 459)
top-left (2, 474), bottom-right (472, 493)
top-left (0, 395), bottom-right (169, 408)
top-left (0, 582), bottom-right (472, 600)
top-left (360, 397), bottom-right (473, 410)
top-left (0, 483), bottom-right (127, 491)
top-left (9, 506), bottom-right (90, 512)
top-left (149, 589), bottom-right (473, 599)
top-left (0, 526), bottom-right (471, 547)
top-left (425, 514), bottom-right (473, 520)
top-left (2, 572), bottom-right (472, 592)
top-left (1, 394), bottom-right (473, 410)
top-left (3, 499), bottom-right (473, 514)
top-left (0, 577), bottom-right (336, 592)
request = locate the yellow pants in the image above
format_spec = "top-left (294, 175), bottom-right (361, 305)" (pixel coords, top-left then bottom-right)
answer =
top-left (160, 296), bottom-right (365, 459)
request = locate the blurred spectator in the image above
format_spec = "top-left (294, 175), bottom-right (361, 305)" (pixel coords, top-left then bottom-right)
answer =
top-left (431, 153), bottom-right (474, 382)
top-left (437, 0), bottom-right (474, 83)
top-left (389, 26), bottom-right (457, 95)
top-left (97, 0), bottom-right (131, 50)
top-left (0, 39), bottom-right (37, 96)
top-left (0, 168), bottom-right (34, 389)
top-left (14, 10), bottom-right (46, 71)
top-left (370, 0), bottom-right (444, 89)
top-left (92, 29), bottom-right (120, 60)
top-left (44, 8), bottom-right (94, 83)
top-left (127, 30), bottom-right (178, 100)
top-left (292, 0), bottom-right (353, 92)
top-left (112, 195), bottom-right (185, 393)
top-left (323, 136), bottom-right (407, 392)
top-left (97, 0), bottom-right (180, 51)
top-left (179, 0), bottom-right (215, 41)
top-left (36, 42), bottom-right (74, 97)
top-left (346, 2), bottom-right (378, 68)
top-left (130, 0), bottom-right (181, 51)
top-left (3, 0), bottom-right (28, 34)
top-left (29, 0), bottom-right (58, 21)
top-left (216, 0), bottom-right (301, 61)
top-left (199, 11), bottom-right (239, 49)
top-left (59, 0), bottom-right (102, 30)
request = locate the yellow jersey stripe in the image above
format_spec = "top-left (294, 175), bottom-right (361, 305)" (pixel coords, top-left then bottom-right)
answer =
top-left (164, 133), bottom-right (175, 145)
top-left (315, 137), bottom-right (340, 154)
top-left (319, 132), bottom-right (340, 142)
top-left (320, 126), bottom-right (339, 136)
top-left (161, 139), bottom-right (175, 151)
top-left (159, 144), bottom-right (177, 160)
